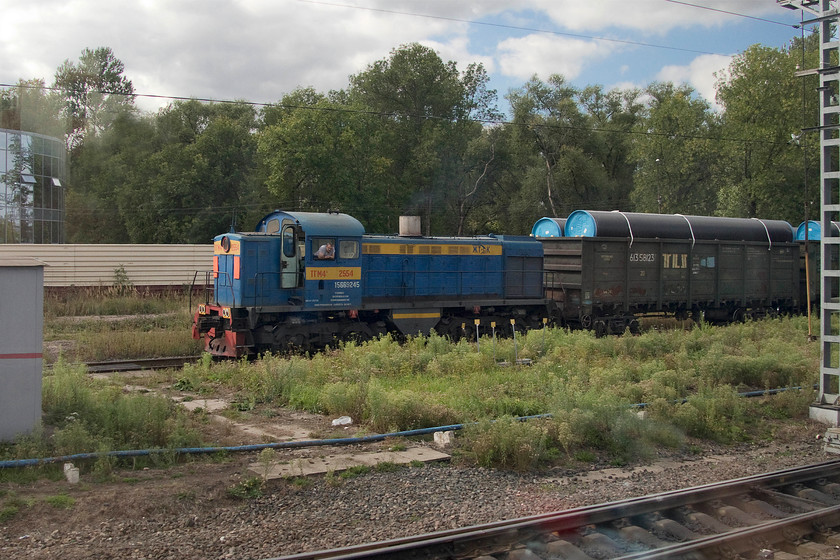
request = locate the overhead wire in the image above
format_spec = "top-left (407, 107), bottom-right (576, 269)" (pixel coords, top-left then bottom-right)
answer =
top-left (664, 0), bottom-right (801, 28)
top-left (296, 0), bottom-right (722, 56)
top-left (0, 80), bottom-right (799, 148)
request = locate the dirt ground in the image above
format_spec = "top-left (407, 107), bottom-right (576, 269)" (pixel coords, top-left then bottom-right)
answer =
top-left (2, 368), bottom-right (836, 559)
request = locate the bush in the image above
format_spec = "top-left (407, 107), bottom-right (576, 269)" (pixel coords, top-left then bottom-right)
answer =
top-left (462, 416), bottom-right (559, 472)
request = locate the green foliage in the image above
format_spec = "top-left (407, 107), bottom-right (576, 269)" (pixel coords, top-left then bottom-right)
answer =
top-left (0, 504), bottom-right (19, 522)
top-left (30, 360), bottom-right (203, 458)
top-left (339, 465), bottom-right (370, 479)
top-left (44, 494), bottom-right (76, 509)
top-left (227, 477), bottom-right (263, 499)
top-left (463, 416), bottom-right (558, 471)
top-left (44, 289), bottom-right (188, 318)
top-left (715, 37), bottom-right (819, 222)
top-left (629, 82), bottom-right (719, 215)
top-left (53, 46), bottom-right (135, 151)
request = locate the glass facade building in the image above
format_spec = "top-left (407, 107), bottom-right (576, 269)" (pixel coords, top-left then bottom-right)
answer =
top-left (0, 129), bottom-right (66, 243)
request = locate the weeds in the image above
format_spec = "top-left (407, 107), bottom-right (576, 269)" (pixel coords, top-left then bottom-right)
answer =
top-left (32, 292), bottom-right (823, 473)
top-left (227, 477), bottom-right (263, 499)
top-left (44, 494), bottom-right (75, 509)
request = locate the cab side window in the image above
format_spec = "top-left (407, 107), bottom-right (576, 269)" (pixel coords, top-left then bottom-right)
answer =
top-left (312, 238), bottom-right (335, 260)
top-left (282, 227), bottom-right (295, 257)
top-left (339, 240), bottom-right (359, 259)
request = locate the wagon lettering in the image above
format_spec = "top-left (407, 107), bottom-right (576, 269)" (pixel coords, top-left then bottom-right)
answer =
top-left (662, 253), bottom-right (688, 269)
top-left (630, 253), bottom-right (655, 263)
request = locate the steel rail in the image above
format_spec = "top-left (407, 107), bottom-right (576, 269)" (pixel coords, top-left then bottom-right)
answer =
top-left (271, 460), bottom-right (840, 560)
top-left (83, 355), bottom-right (200, 373)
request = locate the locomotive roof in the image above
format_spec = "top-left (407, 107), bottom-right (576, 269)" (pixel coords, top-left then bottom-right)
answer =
top-left (255, 210), bottom-right (365, 237)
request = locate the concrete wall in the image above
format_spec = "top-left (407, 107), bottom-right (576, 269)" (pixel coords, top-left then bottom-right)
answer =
top-left (0, 260), bottom-right (44, 441)
top-left (0, 244), bottom-right (213, 287)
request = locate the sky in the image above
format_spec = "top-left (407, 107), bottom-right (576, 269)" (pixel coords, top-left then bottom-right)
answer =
top-left (0, 1), bottom-right (816, 116)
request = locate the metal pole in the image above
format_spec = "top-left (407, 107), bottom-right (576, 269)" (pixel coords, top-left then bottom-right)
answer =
top-left (474, 319), bottom-right (480, 352)
top-left (510, 318), bottom-right (517, 363)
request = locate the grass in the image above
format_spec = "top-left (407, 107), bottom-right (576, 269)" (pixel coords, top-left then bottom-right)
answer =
top-left (28, 291), bottom-right (822, 473)
top-left (0, 359), bottom-right (204, 470)
top-left (43, 289), bottom-right (202, 363)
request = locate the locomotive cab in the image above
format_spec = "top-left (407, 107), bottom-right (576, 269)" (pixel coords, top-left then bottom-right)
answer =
top-left (194, 210), bottom-right (366, 357)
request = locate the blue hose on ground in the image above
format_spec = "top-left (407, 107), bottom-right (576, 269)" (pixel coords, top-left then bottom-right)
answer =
top-left (0, 384), bottom-right (814, 469)
top-left (629, 385), bottom-right (816, 409)
top-left (0, 415), bottom-right (552, 469)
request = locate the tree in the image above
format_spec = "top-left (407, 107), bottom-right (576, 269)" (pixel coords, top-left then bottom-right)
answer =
top-left (504, 76), bottom-right (633, 233)
top-left (0, 79), bottom-right (64, 137)
top-left (69, 100), bottom-right (261, 243)
top-left (258, 88), bottom-right (393, 232)
top-left (348, 43), bottom-right (500, 234)
top-left (715, 37), bottom-right (819, 222)
top-left (629, 83), bottom-right (721, 215)
top-left (53, 47), bottom-right (135, 152)
top-left (66, 111), bottom-right (153, 242)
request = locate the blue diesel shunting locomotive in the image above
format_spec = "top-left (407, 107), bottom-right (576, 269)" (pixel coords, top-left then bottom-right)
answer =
top-left (193, 210), bottom-right (547, 357)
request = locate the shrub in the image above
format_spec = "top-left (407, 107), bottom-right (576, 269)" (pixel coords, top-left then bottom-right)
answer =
top-left (462, 416), bottom-right (559, 472)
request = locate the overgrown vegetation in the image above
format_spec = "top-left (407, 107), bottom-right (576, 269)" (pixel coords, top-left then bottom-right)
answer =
top-left (26, 292), bottom-right (821, 474)
top-left (0, 360), bottom-right (202, 474)
top-left (43, 289), bottom-right (201, 362)
top-left (167, 315), bottom-right (817, 469)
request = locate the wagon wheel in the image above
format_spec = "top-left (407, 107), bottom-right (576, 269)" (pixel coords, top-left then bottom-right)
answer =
top-left (580, 314), bottom-right (593, 329)
top-left (628, 319), bottom-right (641, 335)
top-left (593, 320), bottom-right (607, 338)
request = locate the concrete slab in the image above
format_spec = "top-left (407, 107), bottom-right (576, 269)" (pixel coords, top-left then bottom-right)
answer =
top-left (178, 398), bottom-right (228, 413)
top-left (248, 446), bottom-right (450, 479)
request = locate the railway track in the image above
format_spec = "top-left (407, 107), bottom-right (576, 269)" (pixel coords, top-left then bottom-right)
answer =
top-left (83, 355), bottom-right (200, 373)
top-left (275, 460), bottom-right (840, 560)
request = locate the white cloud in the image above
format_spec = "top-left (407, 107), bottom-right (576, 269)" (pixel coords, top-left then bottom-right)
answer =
top-left (656, 54), bottom-right (733, 109)
top-left (497, 34), bottom-right (613, 81)
top-left (0, 0), bottom-right (800, 116)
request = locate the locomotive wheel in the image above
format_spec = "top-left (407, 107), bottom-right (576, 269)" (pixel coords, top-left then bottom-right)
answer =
top-left (280, 333), bottom-right (308, 353)
top-left (342, 324), bottom-right (373, 345)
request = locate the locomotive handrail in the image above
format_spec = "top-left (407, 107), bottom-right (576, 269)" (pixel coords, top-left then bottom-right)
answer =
top-left (188, 270), bottom-right (208, 313)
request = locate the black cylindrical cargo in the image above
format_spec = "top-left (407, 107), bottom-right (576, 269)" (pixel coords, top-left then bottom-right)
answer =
top-left (564, 210), bottom-right (793, 243)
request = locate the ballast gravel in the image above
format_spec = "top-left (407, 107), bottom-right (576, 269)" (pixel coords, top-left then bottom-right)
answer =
top-left (0, 424), bottom-right (830, 560)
